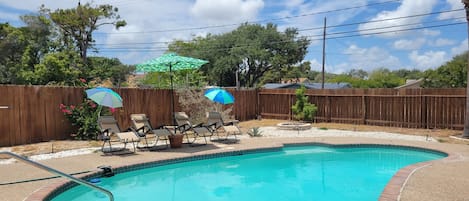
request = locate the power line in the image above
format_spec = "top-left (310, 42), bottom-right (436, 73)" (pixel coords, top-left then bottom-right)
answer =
top-left (96, 16), bottom-right (465, 49)
top-left (298, 8), bottom-right (464, 32)
top-left (96, 22), bottom-right (465, 53)
top-left (94, 0), bottom-right (402, 35)
top-left (95, 9), bottom-right (463, 46)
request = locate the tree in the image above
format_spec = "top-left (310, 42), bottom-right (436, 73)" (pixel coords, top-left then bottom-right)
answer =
top-left (140, 69), bottom-right (207, 89)
top-left (87, 57), bottom-right (135, 87)
top-left (422, 52), bottom-right (467, 88)
top-left (46, 3), bottom-right (126, 64)
top-left (291, 86), bottom-right (317, 121)
top-left (168, 23), bottom-right (310, 87)
top-left (347, 69), bottom-right (368, 79)
top-left (0, 23), bottom-right (27, 83)
top-left (23, 50), bottom-right (82, 85)
top-left (368, 68), bottom-right (404, 88)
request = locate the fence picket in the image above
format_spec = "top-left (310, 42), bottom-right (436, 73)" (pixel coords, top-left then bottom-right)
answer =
top-left (0, 86), bottom-right (466, 146)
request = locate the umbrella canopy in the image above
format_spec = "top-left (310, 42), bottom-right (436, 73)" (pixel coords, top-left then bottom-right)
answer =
top-left (136, 53), bottom-right (208, 73)
top-left (204, 88), bottom-right (235, 105)
top-left (136, 53), bottom-right (209, 124)
top-left (85, 87), bottom-right (123, 108)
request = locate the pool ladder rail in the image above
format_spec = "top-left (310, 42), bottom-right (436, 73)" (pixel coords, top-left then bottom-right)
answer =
top-left (0, 151), bottom-right (114, 201)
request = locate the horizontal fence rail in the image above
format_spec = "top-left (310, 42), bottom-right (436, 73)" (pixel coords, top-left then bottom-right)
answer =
top-left (0, 85), bottom-right (465, 146)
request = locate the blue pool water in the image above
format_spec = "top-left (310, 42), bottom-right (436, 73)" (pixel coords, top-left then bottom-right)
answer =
top-left (51, 145), bottom-right (445, 201)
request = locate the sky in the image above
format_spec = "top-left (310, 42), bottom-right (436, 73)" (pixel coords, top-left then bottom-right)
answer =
top-left (0, 0), bottom-right (467, 74)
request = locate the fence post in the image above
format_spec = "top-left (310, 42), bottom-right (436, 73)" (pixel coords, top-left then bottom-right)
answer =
top-left (362, 95), bottom-right (366, 124)
top-left (288, 93), bottom-right (292, 120)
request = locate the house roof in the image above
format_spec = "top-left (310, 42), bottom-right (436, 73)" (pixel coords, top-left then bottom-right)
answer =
top-left (263, 82), bottom-right (351, 89)
top-left (394, 78), bottom-right (424, 89)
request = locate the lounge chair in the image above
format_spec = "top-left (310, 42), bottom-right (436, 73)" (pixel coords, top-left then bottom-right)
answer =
top-left (98, 116), bottom-right (141, 153)
top-left (206, 111), bottom-right (242, 140)
top-left (174, 112), bottom-right (214, 145)
top-left (130, 114), bottom-right (171, 149)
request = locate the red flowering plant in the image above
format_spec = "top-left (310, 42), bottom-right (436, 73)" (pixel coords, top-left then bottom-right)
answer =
top-left (59, 78), bottom-right (116, 140)
top-left (59, 100), bottom-right (100, 140)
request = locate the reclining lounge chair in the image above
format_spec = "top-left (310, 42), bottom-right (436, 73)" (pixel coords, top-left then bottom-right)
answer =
top-left (130, 113), bottom-right (171, 149)
top-left (206, 111), bottom-right (242, 140)
top-left (174, 112), bottom-right (214, 145)
top-left (98, 116), bottom-right (141, 153)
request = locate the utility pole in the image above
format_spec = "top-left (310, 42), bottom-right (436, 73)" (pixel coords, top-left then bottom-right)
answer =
top-left (321, 17), bottom-right (327, 89)
top-left (462, 0), bottom-right (469, 138)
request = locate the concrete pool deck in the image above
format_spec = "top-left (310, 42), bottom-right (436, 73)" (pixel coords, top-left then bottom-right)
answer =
top-left (1, 128), bottom-right (469, 201)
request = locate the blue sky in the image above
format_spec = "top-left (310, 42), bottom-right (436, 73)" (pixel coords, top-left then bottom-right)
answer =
top-left (0, 0), bottom-right (467, 74)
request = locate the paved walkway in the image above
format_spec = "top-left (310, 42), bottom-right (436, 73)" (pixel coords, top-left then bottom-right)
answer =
top-left (1, 129), bottom-right (469, 201)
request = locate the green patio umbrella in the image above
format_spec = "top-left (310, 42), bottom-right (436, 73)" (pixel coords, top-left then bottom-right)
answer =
top-left (136, 53), bottom-right (209, 124)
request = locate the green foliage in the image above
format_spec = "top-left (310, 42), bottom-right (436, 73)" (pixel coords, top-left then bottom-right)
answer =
top-left (168, 23), bottom-right (310, 87)
top-left (58, 79), bottom-right (99, 140)
top-left (141, 69), bottom-right (207, 89)
top-left (291, 86), bottom-right (317, 121)
top-left (367, 68), bottom-right (405, 88)
top-left (46, 3), bottom-right (126, 63)
top-left (176, 88), bottom-right (233, 124)
top-left (329, 68), bottom-right (406, 88)
top-left (59, 99), bottom-right (100, 140)
top-left (20, 51), bottom-right (82, 85)
top-left (422, 52), bottom-right (467, 88)
top-left (87, 57), bottom-right (135, 87)
top-left (58, 79), bottom-right (117, 140)
top-left (1, 4), bottom-right (132, 86)
top-left (247, 127), bottom-right (263, 137)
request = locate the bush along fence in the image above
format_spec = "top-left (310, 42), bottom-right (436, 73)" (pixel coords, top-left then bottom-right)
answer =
top-left (0, 85), bottom-right (465, 146)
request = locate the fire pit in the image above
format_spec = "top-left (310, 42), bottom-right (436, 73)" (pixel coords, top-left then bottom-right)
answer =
top-left (277, 122), bottom-right (311, 130)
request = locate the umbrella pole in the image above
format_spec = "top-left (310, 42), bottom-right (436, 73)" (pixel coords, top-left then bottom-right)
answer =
top-left (170, 64), bottom-right (175, 129)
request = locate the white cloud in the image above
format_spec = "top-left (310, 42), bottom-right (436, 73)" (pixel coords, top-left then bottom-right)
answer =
top-left (308, 59), bottom-right (322, 70)
top-left (393, 38), bottom-right (426, 50)
top-left (358, 0), bottom-right (438, 37)
top-left (342, 45), bottom-right (401, 72)
top-left (308, 59), bottom-right (347, 74)
top-left (428, 38), bottom-right (456, 47)
top-left (275, 0), bottom-right (367, 36)
top-left (438, 0), bottom-right (465, 21)
top-left (451, 38), bottom-right (468, 56)
top-left (409, 50), bottom-right (447, 70)
top-left (190, 0), bottom-right (264, 23)
top-left (421, 29), bottom-right (440, 37)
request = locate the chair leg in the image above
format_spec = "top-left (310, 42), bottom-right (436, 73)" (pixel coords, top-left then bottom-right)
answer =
top-left (154, 136), bottom-right (160, 147)
top-left (101, 141), bottom-right (106, 152)
top-left (144, 137), bottom-right (149, 147)
top-left (184, 133), bottom-right (193, 144)
top-left (131, 141), bottom-right (136, 152)
top-left (108, 140), bottom-right (113, 152)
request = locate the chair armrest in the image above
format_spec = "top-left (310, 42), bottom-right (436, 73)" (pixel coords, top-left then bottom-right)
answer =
top-left (177, 123), bottom-right (191, 132)
top-left (136, 125), bottom-right (152, 134)
top-left (224, 120), bottom-right (239, 126)
top-left (99, 129), bottom-right (111, 141)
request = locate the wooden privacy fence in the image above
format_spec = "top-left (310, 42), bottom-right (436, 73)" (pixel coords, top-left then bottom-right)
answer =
top-left (259, 88), bottom-right (466, 129)
top-left (0, 85), bottom-right (465, 147)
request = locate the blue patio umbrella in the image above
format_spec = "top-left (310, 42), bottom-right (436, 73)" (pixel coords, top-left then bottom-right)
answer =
top-left (85, 87), bottom-right (123, 108)
top-left (204, 88), bottom-right (235, 105)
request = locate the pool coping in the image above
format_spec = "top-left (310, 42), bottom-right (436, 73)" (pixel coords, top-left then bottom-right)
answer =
top-left (26, 142), bottom-right (451, 201)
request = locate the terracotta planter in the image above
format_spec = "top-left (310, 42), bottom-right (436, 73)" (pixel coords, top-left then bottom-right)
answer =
top-left (169, 134), bottom-right (183, 148)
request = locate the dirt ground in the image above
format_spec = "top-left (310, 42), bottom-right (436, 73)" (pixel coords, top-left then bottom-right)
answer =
top-left (2, 119), bottom-right (467, 158)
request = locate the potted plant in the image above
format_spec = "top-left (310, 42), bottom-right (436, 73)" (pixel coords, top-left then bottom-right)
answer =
top-left (168, 132), bottom-right (184, 148)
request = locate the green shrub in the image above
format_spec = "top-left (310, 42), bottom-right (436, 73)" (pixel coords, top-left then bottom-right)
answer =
top-left (292, 86), bottom-right (317, 122)
top-left (247, 127), bottom-right (263, 137)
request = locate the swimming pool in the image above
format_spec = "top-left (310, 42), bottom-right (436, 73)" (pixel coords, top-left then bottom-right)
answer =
top-left (51, 145), bottom-right (446, 201)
